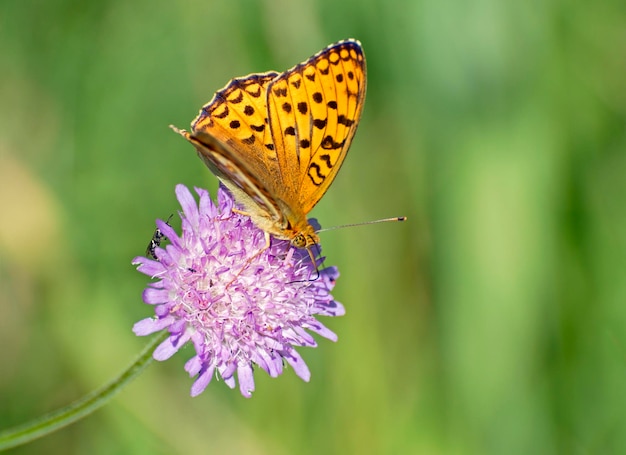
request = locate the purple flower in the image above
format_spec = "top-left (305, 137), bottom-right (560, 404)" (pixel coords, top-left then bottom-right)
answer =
top-left (132, 184), bottom-right (344, 397)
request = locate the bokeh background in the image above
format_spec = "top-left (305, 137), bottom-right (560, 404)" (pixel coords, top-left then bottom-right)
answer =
top-left (1, 0), bottom-right (625, 454)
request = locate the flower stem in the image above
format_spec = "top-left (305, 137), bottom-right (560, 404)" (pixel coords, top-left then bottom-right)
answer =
top-left (0, 331), bottom-right (169, 451)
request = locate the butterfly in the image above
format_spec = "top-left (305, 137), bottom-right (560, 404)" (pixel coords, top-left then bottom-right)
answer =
top-left (172, 39), bottom-right (366, 251)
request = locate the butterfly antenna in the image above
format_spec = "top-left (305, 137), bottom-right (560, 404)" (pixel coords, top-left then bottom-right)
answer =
top-left (316, 216), bottom-right (407, 233)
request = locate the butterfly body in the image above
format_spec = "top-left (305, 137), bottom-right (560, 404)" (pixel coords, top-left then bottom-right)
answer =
top-left (174, 39), bottom-right (367, 249)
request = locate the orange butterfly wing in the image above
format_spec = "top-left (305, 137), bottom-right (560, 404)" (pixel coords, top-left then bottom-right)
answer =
top-left (174, 40), bottom-right (367, 247)
top-left (266, 40), bottom-right (366, 214)
top-left (177, 73), bottom-right (286, 226)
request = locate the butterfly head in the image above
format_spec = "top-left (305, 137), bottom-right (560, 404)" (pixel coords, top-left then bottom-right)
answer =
top-left (290, 230), bottom-right (319, 249)
top-left (284, 217), bottom-right (319, 249)
top-left (290, 227), bottom-right (322, 277)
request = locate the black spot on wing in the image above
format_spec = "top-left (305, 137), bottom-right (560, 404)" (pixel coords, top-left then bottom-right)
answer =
top-left (321, 135), bottom-right (345, 150)
top-left (313, 118), bottom-right (327, 129)
top-left (229, 91), bottom-right (243, 103)
top-left (337, 115), bottom-right (354, 127)
top-left (214, 105), bottom-right (229, 119)
top-left (242, 134), bottom-right (255, 145)
top-left (320, 154), bottom-right (333, 168)
top-left (246, 86), bottom-right (262, 97)
top-left (308, 162), bottom-right (325, 186)
top-left (273, 87), bottom-right (288, 97)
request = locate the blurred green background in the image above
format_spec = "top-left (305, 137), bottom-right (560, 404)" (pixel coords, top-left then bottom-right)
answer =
top-left (1, 0), bottom-right (625, 453)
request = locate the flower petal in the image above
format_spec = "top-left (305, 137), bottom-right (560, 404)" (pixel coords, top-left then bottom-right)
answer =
top-left (176, 184), bottom-right (199, 228)
top-left (191, 364), bottom-right (215, 397)
top-left (283, 349), bottom-right (311, 382)
top-left (132, 316), bottom-right (174, 335)
top-left (153, 337), bottom-right (179, 360)
top-left (237, 364), bottom-right (255, 398)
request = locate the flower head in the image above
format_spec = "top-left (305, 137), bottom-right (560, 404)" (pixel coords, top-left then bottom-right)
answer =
top-left (133, 184), bottom-right (344, 397)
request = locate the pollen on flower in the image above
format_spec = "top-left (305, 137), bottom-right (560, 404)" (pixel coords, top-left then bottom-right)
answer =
top-left (132, 184), bottom-right (344, 398)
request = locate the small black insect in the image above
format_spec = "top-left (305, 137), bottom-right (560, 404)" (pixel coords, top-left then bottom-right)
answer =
top-left (146, 215), bottom-right (173, 260)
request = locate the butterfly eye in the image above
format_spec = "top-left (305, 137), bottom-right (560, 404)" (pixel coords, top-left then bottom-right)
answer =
top-left (291, 233), bottom-right (307, 248)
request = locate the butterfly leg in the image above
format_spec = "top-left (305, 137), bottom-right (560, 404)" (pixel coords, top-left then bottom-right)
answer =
top-left (232, 208), bottom-right (250, 217)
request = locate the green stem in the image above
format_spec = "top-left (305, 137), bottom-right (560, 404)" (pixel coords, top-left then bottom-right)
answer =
top-left (0, 331), bottom-right (169, 451)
